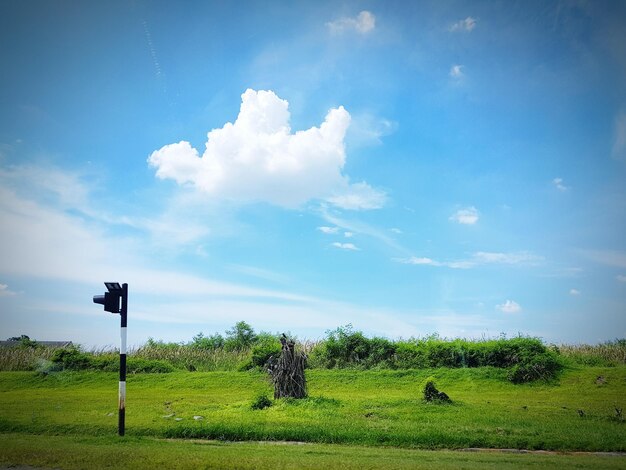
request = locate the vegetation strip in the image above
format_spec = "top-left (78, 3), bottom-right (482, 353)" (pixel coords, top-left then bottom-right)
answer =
top-left (2, 433), bottom-right (626, 470)
top-left (159, 438), bottom-right (626, 457)
top-left (0, 365), bottom-right (624, 452)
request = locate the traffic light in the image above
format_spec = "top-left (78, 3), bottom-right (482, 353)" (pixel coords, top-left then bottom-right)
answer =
top-left (93, 282), bottom-right (123, 313)
top-left (92, 281), bottom-right (128, 436)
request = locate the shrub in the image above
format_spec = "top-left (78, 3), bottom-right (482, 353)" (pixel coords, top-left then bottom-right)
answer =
top-left (50, 347), bottom-right (92, 370)
top-left (423, 378), bottom-right (451, 403)
top-left (50, 348), bottom-right (175, 373)
top-left (507, 351), bottom-right (562, 383)
top-left (313, 325), bottom-right (396, 369)
top-left (249, 333), bottom-right (282, 369)
top-left (366, 337), bottom-right (397, 368)
top-left (251, 393), bottom-right (272, 410)
top-left (394, 342), bottom-right (428, 369)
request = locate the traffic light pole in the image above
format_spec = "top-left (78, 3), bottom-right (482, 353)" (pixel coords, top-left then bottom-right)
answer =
top-left (93, 282), bottom-right (128, 437)
top-left (118, 283), bottom-right (128, 436)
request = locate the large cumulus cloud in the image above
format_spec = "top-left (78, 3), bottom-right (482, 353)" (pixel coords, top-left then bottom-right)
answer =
top-left (148, 89), bottom-right (385, 210)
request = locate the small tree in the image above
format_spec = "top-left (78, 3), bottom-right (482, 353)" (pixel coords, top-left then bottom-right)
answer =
top-left (268, 334), bottom-right (307, 399)
top-left (190, 332), bottom-right (224, 350)
top-left (224, 321), bottom-right (257, 351)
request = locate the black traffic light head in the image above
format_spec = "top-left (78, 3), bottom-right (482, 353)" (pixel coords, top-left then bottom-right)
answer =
top-left (93, 282), bottom-right (123, 313)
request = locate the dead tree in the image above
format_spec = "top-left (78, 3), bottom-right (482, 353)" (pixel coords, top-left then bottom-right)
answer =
top-left (268, 334), bottom-right (307, 399)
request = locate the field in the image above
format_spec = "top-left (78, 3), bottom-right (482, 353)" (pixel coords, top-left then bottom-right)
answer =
top-left (1, 365), bottom-right (625, 469)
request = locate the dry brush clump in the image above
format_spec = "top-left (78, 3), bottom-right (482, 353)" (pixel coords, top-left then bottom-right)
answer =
top-left (268, 335), bottom-right (307, 399)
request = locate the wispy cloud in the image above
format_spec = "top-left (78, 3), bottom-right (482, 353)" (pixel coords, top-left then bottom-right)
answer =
top-left (580, 250), bottom-right (626, 269)
top-left (553, 177), bottom-right (569, 191)
top-left (327, 11), bottom-right (376, 35)
top-left (0, 283), bottom-right (16, 297)
top-left (318, 226), bottom-right (339, 235)
top-left (449, 17), bottom-right (477, 32)
top-left (347, 113), bottom-right (397, 147)
top-left (325, 182), bottom-right (387, 210)
top-left (344, 231), bottom-right (354, 238)
top-left (449, 64), bottom-right (465, 79)
top-left (390, 228), bottom-right (403, 234)
top-left (148, 89), bottom-right (385, 211)
top-left (228, 265), bottom-right (291, 285)
top-left (569, 288), bottom-right (581, 296)
top-left (332, 242), bottom-right (359, 251)
top-left (393, 251), bottom-right (543, 269)
top-left (449, 206), bottom-right (479, 225)
top-left (320, 208), bottom-right (409, 255)
top-left (0, 167), bottom-right (311, 304)
top-left (612, 110), bottom-right (626, 161)
top-left (394, 257), bottom-right (440, 266)
top-left (471, 251), bottom-right (543, 265)
top-left (496, 300), bottom-right (522, 313)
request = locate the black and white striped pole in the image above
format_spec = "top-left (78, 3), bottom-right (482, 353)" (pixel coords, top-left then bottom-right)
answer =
top-left (93, 282), bottom-right (128, 436)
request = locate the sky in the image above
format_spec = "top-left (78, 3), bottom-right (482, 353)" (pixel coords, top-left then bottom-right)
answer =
top-left (1, 0), bottom-right (625, 348)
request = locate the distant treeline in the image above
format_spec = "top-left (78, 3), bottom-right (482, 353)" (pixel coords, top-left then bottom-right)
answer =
top-left (2, 323), bottom-right (625, 383)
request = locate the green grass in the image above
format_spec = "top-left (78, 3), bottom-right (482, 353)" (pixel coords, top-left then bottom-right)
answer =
top-left (0, 367), bottom-right (624, 452)
top-left (1, 432), bottom-right (625, 470)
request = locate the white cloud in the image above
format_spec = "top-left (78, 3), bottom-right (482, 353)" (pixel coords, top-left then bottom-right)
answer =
top-left (496, 300), bottom-right (522, 314)
top-left (148, 89), bottom-right (385, 211)
top-left (393, 256), bottom-right (439, 266)
top-left (449, 17), bottom-right (477, 32)
top-left (344, 231), bottom-right (354, 238)
top-left (393, 251), bottom-right (543, 269)
top-left (612, 110), bottom-right (626, 161)
top-left (326, 181), bottom-right (386, 210)
top-left (332, 242), bottom-right (359, 251)
top-left (321, 209), bottom-right (408, 254)
top-left (347, 113), bottom-right (397, 147)
top-left (327, 11), bottom-right (376, 35)
top-left (449, 206), bottom-right (479, 225)
top-left (0, 283), bottom-right (16, 297)
top-left (617, 274), bottom-right (626, 283)
top-left (569, 288), bottom-right (581, 296)
top-left (471, 251), bottom-right (543, 265)
top-left (0, 177), bottom-right (311, 304)
top-left (581, 250), bottom-right (626, 269)
top-left (390, 228), bottom-right (403, 234)
top-left (318, 226), bottom-right (339, 235)
top-left (553, 177), bottom-right (569, 191)
top-left (449, 65), bottom-right (464, 79)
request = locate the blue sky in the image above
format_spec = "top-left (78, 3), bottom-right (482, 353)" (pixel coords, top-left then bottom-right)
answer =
top-left (1, 0), bottom-right (625, 347)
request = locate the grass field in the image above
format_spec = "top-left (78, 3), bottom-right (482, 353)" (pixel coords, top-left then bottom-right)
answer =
top-left (2, 433), bottom-right (625, 469)
top-left (1, 365), bottom-right (625, 468)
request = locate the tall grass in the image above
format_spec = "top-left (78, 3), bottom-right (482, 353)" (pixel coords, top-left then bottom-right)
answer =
top-left (0, 346), bottom-right (57, 371)
top-left (132, 343), bottom-right (249, 371)
top-left (2, 326), bottom-right (624, 381)
top-left (556, 339), bottom-right (626, 366)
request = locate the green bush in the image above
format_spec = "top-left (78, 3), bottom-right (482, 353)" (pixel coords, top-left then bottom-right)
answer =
top-left (50, 347), bottom-right (92, 370)
top-left (313, 325), bottom-right (396, 369)
top-left (250, 393), bottom-right (272, 410)
top-left (51, 348), bottom-right (174, 373)
top-left (249, 333), bottom-right (281, 369)
top-left (507, 351), bottom-right (562, 383)
top-left (394, 342), bottom-right (428, 369)
top-left (422, 378), bottom-right (451, 403)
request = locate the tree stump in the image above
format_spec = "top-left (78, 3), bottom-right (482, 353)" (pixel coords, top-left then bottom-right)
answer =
top-left (268, 334), bottom-right (307, 399)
